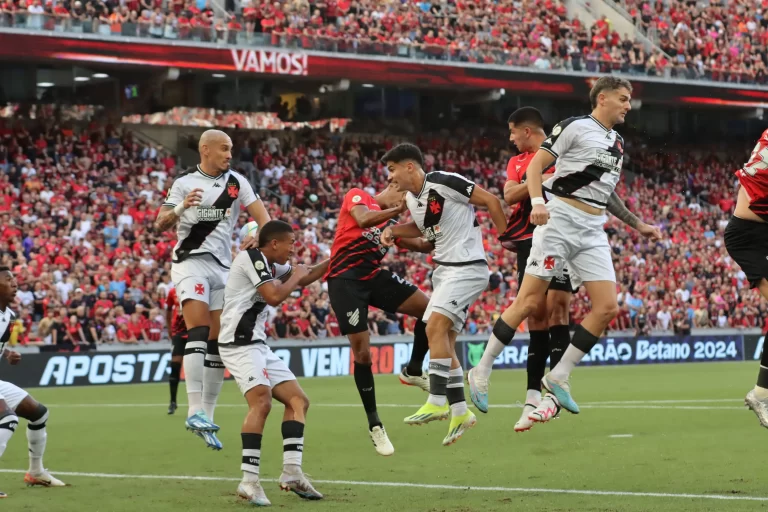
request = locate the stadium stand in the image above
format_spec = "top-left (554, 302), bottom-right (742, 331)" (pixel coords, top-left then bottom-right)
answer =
top-left (1, 111), bottom-right (766, 350)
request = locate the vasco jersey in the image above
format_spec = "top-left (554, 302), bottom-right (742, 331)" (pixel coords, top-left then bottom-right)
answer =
top-left (0, 307), bottom-right (15, 368)
top-left (326, 188), bottom-right (395, 281)
top-left (219, 249), bottom-right (292, 346)
top-left (540, 115), bottom-right (624, 208)
top-left (499, 152), bottom-right (555, 249)
top-left (163, 166), bottom-right (259, 269)
top-left (405, 171), bottom-right (486, 266)
top-left (737, 129), bottom-right (768, 220)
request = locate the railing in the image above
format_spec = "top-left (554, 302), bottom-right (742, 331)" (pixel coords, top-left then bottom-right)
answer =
top-left (1, 13), bottom-right (766, 85)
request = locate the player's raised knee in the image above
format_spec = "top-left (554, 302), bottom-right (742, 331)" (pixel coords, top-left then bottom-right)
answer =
top-left (595, 302), bottom-right (620, 324)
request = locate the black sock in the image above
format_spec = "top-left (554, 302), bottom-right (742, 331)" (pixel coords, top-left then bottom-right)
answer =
top-left (548, 325), bottom-right (571, 369)
top-left (354, 362), bottom-right (380, 429)
top-left (169, 361), bottom-right (181, 403)
top-left (571, 324), bottom-right (600, 353)
top-left (526, 330), bottom-right (549, 391)
top-left (406, 320), bottom-right (429, 376)
top-left (758, 345), bottom-right (768, 389)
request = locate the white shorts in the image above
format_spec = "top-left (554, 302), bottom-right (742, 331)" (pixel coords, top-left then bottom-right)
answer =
top-left (527, 198), bottom-right (613, 285)
top-left (424, 263), bottom-right (490, 333)
top-left (171, 254), bottom-right (229, 311)
top-left (0, 380), bottom-right (28, 410)
top-left (219, 343), bottom-right (296, 395)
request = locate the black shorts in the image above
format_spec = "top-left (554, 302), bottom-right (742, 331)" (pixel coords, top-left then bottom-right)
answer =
top-left (328, 270), bottom-right (419, 335)
top-left (516, 238), bottom-right (575, 293)
top-left (171, 333), bottom-right (188, 357)
top-left (724, 216), bottom-right (768, 289)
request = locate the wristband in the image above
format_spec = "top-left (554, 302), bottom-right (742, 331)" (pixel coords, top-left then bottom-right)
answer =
top-left (531, 197), bottom-right (546, 206)
top-left (173, 203), bottom-right (186, 216)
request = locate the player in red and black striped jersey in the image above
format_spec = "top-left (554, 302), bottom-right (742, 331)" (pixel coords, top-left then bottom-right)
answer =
top-left (472, 107), bottom-right (574, 431)
top-left (725, 129), bottom-right (768, 427)
top-left (326, 184), bottom-right (434, 456)
top-left (166, 287), bottom-right (188, 415)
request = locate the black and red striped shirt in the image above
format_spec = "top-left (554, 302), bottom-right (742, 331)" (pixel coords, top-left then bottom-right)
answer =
top-left (499, 152), bottom-right (555, 251)
top-left (167, 288), bottom-right (187, 337)
top-left (738, 129), bottom-right (768, 221)
top-left (326, 188), bottom-right (394, 281)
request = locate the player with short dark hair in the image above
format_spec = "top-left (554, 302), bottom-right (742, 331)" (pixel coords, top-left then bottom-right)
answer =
top-left (724, 130), bottom-right (768, 426)
top-left (326, 182), bottom-right (434, 456)
top-left (0, 266), bottom-right (66, 498)
top-left (468, 107), bottom-right (575, 431)
top-left (165, 286), bottom-right (187, 415)
top-left (155, 129), bottom-right (271, 450)
top-left (469, 77), bottom-right (661, 422)
top-left (218, 221), bottom-right (328, 505)
top-left (380, 143), bottom-right (508, 446)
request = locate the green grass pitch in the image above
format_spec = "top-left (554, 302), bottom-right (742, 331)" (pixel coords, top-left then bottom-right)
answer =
top-left (2, 362), bottom-right (768, 512)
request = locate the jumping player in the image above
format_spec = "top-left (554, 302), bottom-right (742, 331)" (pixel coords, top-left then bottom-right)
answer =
top-left (155, 129), bottom-right (271, 450)
top-left (218, 221), bottom-right (327, 506)
top-left (468, 77), bottom-right (661, 422)
top-left (724, 129), bottom-right (768, 426)
top-left (327, 183), bottom-right (434, 457)
top-left (468, 107), bottom-right (575, 432)
top-left (0, 266), bottom-right (66, 498)
top-left (166, 287), bottom-right (187, 415)
top-left (381, 143), bottom-right (507, 446)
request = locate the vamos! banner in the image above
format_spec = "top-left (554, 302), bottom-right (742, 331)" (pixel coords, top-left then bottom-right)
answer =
top-left (463, 335), bottom-right (745, 370)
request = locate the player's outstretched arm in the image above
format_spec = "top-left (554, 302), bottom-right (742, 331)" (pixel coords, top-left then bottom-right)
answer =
top-left (258, 265), bottom-right (311, 307)
top-left (246, 199), bottom-right (272, 229)
top-left (396, 238), bottom-right (434, 254)
top-left (504, 181), bottom-right (530, 206)
top-left (386, 221), bottom-right (423, 241)
top-left (298, 259), bottom-right (330, 287)
top-left (469, 186), bottom-right (507, 234)
top-left (154, 188), bottom-right (203, 232)
top-left (350, 203), bottom-right (406, 229)
top-left (526, 150), bottom-right (556, 225)
top-left (606, 191), bottom-right (662, 241)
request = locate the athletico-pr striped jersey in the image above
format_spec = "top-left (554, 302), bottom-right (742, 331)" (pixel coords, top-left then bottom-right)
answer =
top-left (163, 166), bottom-right (259, 269)
top-left (540, 115), bottom-right (624, 208)
top-left (219, 249), bottom-right (292, 346)
top-left (405, 171), bottom-right (486, 267)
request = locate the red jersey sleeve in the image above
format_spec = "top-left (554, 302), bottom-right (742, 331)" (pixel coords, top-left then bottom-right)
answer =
top-left (505, 157), bottom-right (521, 183)
top-left (342, 188), bottom-right (374, 212)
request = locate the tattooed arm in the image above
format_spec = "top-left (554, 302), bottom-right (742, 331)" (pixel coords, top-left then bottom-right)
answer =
top-left (606, 191), bottom-right (662, 241)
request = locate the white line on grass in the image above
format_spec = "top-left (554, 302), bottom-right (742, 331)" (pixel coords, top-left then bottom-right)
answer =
top-left (0, 469), bottom-right (764, 502)
top-left (609, 434), bottom-right (634, 438)
top-left (43, 402), bottom-right (744, 411)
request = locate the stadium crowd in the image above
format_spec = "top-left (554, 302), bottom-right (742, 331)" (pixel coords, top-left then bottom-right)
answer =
top-left (0, 115), bottom-right (766, 350)
top-left (1, 0), bottom-right (763, 82)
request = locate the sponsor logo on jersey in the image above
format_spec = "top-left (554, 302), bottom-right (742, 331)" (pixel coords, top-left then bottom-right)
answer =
top-left (196, 207), bottom-right (230, 221)
top-left (423, 225), bottom-right (443, 242)
top-left (593, 149), bottom-right (622, 174)
top-left (362, 226), bottom-right (388, 255)
top-left (212, 182), bottom-right (222, 188)
top-left (352, 195), bottom-right (362, 203)
top-left (227, 184), bottom-right (239, 198)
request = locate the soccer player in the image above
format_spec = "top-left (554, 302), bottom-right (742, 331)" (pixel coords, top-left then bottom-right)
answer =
top-left (724, 129), bottom-right (768, 426)
top-left (380, 143), bottom-right (508, 446)
top-left (327, 182), bottom-right (434, 456)
top-left (165, 286), bottom-right (187, 415)
top-left (218, 221), bottom-right (327, 506)
top-left (468, 107), bottom-right (576, 432)
top-left (469, 77), bottom-right (661, 421)
top-left (155, 129), bottom-right (271, 449)
top-left (0, 266), bottom-right (66, 498)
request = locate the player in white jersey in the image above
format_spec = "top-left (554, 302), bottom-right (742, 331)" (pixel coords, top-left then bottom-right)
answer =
top-left (0, 267), bottom-right (66, 498)
top-left (218, 221), bottom-right (328, 506)
top-left (154, 130), bottom-right (271, 449)
top-left (380, 143), bottom-right (507, 446)
top-left (468, 77), bottom-right (661, 421)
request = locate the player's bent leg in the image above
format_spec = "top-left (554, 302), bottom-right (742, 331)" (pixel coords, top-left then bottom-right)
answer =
top-left (0, 398), bottom-right (15, 498)
top-left (181, 297), bottom-right (215, 429)
top-left (271, 380), bottom-right (323, 500)
top-left (15, 397), bottom-right (65, 487)
top-left (395, 290), bottom-right (430, 390)
top-left (237, 385), bottom-right (273, 506)
top-left (468, 274), bottom-right (551, 413)
top-left (547, 290), bottom-right (571, 370)
top-left (745, 278), bottom-right (768, 427)
top-left (202, 307), bottom-right (225, 427)
top-left (443, 327), bottom-right (476, 447)
top-left (543, 280), bottom-right (618, 415)
top-left (168, 334), bottom-right (186, 415)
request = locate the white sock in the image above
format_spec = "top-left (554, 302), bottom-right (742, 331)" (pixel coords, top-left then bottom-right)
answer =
top-left (525, 389), bottom-right (542, 405)
top-left (202, 353), bottom-right (225, 422)
top-left (450, 401), bottom-right (468, 416)
top-left (550, 345), bottom-right (587, 381)
top-left (426, 357), bottom-right (451, 407)
top-left (183, 341), bottom-right (206, 418)
top-left (0, 414), bottom-right (18, 457)
top-left (475, 335), bottom-right (505, 379)
top-left (27, 410), bottom-right (48, 474)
